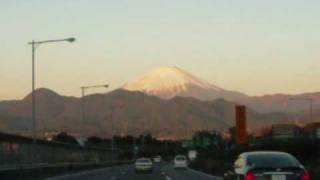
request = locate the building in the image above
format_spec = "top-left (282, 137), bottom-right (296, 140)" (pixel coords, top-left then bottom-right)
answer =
top-left (271, 124), bottom-right (302, 139)
top-left (304, 122), bottom-right (320, 139)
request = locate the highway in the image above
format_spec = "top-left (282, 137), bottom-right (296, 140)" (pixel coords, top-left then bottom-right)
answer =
top-left (45, 163), bottom-right (223, 180)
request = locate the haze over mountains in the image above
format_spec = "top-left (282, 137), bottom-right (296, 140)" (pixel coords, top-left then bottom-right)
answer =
top-left (0, 66), bottom-right (319, 139)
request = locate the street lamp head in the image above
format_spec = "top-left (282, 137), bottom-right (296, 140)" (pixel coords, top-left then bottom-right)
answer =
top-left (66, 37), bottom-right (76, 43)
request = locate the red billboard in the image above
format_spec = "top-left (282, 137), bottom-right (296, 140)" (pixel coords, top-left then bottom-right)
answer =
top-left (235, 105), bottom-right (247, 145)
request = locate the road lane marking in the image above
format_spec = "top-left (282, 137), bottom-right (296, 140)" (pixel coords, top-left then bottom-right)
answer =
top-left (45, 164), bottom-right (134, 180)
top-left (110, 176), bottom-right (117, 180)
top-left (45, 167), bottom-right (111, 180)
top-left (165, 176), bottom-right (171, 180)
top-left (45, 164), bottom-right (132, 180)
top-left (187, 168), bottom-right (223, 180)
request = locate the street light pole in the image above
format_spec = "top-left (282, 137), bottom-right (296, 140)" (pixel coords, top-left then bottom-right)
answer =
top-left (111, 105), bottom-right (114, 164)
top-left (31, 41), bottom-right (36, 144)
top-left (110, 100), bottom-right (123, 164)
top-left (133, 137), bottom-right (137, 160)
top-left (81, 87), bottom-right (86, 137)
top-left (80, 84), bottom-right (109, 136)
top-left (309, 98), bottom-right (313, 123)
top-left (28, 37), bottom-right (75, 144)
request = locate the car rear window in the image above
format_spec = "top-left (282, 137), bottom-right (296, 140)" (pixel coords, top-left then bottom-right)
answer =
top-left (247, 154), bottom-right (300, 168)
top-left (175, 156), bottom-right (186, 161)
top-left (137, 159), bottom-right (151, 163)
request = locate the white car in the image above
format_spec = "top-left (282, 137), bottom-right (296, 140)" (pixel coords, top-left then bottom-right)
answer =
top-left (153, 156), bottom-right (161, 163)
top-left (174, 155), bottom-right (188, 169)
top-left (135, 158), bottom-right (153, 173)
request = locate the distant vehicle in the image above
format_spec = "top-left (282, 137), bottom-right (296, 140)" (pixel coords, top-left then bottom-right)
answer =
top-left (224, 151), bottom-right (310, 180)
top-left (135, 158), bottom-right (153, 173)
top-left (188, 150), bottom-right (197, 161)
top-left (153, 155), bottom-right (161, 163)
top-left (174, 155), bottom-right (188, 169)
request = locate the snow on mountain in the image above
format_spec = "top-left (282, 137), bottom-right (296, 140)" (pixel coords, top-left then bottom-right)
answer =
top-left (122, 66), bottom-right (246, 100)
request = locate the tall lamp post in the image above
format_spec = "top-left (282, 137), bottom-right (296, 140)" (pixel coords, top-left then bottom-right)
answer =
top-left (289, 97), bottom-right (313, 122)
top-left (28, 37), bottom-right (75, 144)
top-left (80, 84), bottom-right (109, 136)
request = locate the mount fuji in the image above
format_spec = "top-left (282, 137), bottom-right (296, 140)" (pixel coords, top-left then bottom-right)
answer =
top-left (122, 66), bottom-right (248, 102)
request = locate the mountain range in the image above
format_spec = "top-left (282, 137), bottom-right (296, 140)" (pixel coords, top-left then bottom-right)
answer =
top-left (0, 66), bottom-right (319, 139)
top-left (123, 66), bottom-right (320, 113)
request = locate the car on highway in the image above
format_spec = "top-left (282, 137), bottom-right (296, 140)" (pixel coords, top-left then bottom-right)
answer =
top-left (224, 151), bottom-right (310, 180)
top-left (153, 155), bottom-right (161, 163)
top-left (135, 158), bottom-right (153, 173)
top-left (174, 155), bottom-right (188, 169)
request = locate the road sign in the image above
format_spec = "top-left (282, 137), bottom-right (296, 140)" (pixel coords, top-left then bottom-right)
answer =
top-left (316, 128), bottom-right (320, 139)
top-left (188, 150), bottom-right (197, 161)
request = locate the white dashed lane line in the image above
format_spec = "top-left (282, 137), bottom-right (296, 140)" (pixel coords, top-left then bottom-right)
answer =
top-left (45, 167), bottom-right (112, 180)
top-left (187, 168), bottom-right (223, 180)
top-left (161, 171), bottom-right (171, 180)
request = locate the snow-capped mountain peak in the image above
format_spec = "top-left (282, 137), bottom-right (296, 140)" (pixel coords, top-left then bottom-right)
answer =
top-left (122, 66), bottom-right (223, 99)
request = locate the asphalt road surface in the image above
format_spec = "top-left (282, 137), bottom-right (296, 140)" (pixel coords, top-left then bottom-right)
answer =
top-left (45, 163), bottom-right (222, 180)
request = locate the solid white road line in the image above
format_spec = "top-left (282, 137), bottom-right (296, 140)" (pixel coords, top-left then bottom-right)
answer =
top-left (187, 168), bottom-right (223, 180)
top-left (165, 175), bottom-right (171, 180)
top-left (110, 176), bottom-right (117, 180)
top-left (45, 167), bottom-right (110, 180)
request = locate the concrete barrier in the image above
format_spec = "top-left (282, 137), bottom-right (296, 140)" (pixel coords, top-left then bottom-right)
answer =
top-left (0, 161), bottom-right (132, 180)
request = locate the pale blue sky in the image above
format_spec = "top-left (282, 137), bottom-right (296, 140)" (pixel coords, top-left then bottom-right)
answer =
top-left (1, 0), bottom-right (320, 100)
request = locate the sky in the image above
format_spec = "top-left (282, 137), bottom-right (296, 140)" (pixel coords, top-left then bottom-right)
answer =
top-left (0, 0), bottom-right (320, 100)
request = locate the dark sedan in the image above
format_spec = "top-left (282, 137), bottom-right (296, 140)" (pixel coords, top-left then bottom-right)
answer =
top-left (224, 151), bottom-right (310, 180)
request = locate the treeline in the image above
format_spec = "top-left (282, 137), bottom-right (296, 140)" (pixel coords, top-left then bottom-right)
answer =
top-left (50, 132), bottom-right (184, 159)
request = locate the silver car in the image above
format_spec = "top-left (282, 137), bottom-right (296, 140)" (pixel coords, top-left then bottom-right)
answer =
top-left (135, 158), bottom-right (153, 173)
top-left (174, 155), bottom-right (188, 169)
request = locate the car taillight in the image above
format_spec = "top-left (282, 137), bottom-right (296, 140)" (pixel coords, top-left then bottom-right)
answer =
top-left (301, 170), bottom-right (310, 180)
top-left (245, 171), bottom-right (256, 180)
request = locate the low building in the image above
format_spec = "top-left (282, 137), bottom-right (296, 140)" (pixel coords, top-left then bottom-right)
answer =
top-left (304, 122), bottom-right (320, 139)
top-left (271, 124), bottom-right (302, 139)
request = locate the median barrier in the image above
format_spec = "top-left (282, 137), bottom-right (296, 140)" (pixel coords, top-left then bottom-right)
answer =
top-left (0, 160), bottom-right (133, 180)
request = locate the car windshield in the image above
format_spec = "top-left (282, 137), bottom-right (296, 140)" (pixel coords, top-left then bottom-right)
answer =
top-left (247, 154), bottom-right (300, 168)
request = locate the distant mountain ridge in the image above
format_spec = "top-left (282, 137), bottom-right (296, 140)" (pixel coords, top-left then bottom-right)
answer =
top-left (1, 66), bottom-right (320, 139)
top-left (0, 88), bottom-right (289, 139)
